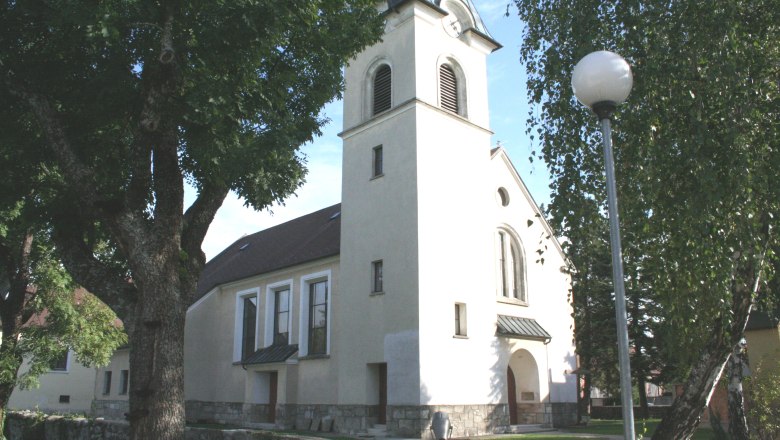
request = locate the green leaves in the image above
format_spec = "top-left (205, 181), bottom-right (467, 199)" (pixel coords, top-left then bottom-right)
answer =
top-left (514, 0), bottom-right (780, 395)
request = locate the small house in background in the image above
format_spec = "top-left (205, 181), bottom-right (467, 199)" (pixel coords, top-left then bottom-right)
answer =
top-left (6, 288), bottom-right (119, 415)
top-left (8, 349), bottom-right (96, 415)
top-left (744, 310), bottom-right (780, 373)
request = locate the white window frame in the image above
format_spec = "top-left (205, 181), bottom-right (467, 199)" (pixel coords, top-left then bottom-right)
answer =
top-left (496, 228), bottom-right (528, 304)
top-left (233, 287), bottom-right (260, 362)
top-left (298, 270), bottom-right (332, 357)
top-left (264, 279), bottom-right (294, 347)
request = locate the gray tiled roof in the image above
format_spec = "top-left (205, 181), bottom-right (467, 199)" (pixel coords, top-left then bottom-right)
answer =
top-left (496, 315), bottom-right (552, 342)
top-left (194, 204), bottom-right (341, 303)
top-left (242, 344), bottom-right (299, 365)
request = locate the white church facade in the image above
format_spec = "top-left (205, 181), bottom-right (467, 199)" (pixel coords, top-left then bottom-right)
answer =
top-left (18, 0), bottom-right (578, 437)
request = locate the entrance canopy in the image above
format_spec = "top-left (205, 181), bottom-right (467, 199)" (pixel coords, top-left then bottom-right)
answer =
top-left (496, 315), bottom-right (551, 343)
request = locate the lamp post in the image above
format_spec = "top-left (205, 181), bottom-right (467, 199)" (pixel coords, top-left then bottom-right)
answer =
top-left (572, 50), bottom-right (635, 440)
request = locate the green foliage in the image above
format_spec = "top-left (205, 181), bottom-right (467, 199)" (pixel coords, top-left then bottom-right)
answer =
top-left (513, 0), bottom-right (780, 395)
top-left (18, 290), bottom-right (126, 390)
top-left (1, 1), bottom-right (384, 435)
top-left (744, 359), bottom-right (780, 440)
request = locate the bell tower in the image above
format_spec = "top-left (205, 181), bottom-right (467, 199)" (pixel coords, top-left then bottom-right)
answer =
top-left (335, 0), bottom-right (502, 423)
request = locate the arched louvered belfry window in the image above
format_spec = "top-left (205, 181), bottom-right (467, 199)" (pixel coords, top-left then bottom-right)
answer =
top-left (373, 64), bottom-right (392, 115)
top-left (439, 64), bottom-right (459, 114)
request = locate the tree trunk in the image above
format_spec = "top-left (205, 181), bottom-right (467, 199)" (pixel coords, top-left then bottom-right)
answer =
top-left (578, 371), bottom-right (592, 424)
top-left (637, 375), bottom-right (649, 420)
top-left (727, 339), bottom-right (750, 440)
top-left (127, 282), bottom-right (187, 440)
top-left (652, 254), bottom-right (759, 440)
top-left (650, 325), bottom-right (730, 440)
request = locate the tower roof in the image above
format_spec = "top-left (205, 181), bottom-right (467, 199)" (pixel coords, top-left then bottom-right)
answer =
top-left (386, 0), bottom-right (495, 41)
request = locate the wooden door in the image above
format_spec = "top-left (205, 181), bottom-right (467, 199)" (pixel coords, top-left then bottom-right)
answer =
top-left (378, 363), bottom-right (387, 424)
top-left (507, 366), bottom-right (518, 425)
top-left (269, 372), bottom-right (278, 423)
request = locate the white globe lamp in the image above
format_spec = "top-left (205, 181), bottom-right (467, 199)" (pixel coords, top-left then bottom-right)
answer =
top-left (572, 50), bottom-right (633, 119)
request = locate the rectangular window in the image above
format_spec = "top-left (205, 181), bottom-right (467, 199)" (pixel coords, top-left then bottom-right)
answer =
top-left (242, 296), bottom-right (257, 359)
top-left (372, 145), bottom-right (383, 177)
top-left (454, 303), bottom-right (467, 336)
top-left (59, 395), bottom-right (70, 404)
top-left (308, 281), bottom-right (328, 355)
top-left (372, 260), bottom-right (383, 293)
top-left (119, 370), bottom-right (129, 395)
top-left (274, 289), bottom-right (290, 345)
top-left (103, 371), bottom-right (112, 395)
top-left (50, 351), bottom-right (68, 371)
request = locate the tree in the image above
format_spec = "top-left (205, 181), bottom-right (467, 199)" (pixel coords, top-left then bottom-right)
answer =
top-left (512, 0), bottom-right (779, 438)
top-left (0, 102), bottom-right (126, 438)
top-left (0, 1), bottom-right (384, 438)
top-left (0, 217), bottom-right (126, 438)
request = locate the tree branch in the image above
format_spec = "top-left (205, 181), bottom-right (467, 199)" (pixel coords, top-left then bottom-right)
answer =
top-left (180, 181), bottom-right (229, 297)
top-left (3, 81), bottom-right (98, 208)
top-left (51, 223), bottom-right (137, 326)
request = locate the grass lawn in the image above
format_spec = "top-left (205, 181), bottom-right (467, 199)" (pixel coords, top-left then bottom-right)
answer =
top-left (493, 419), bottom-right (717, 439)
top-left (565, 419), bottom-right (716, 439)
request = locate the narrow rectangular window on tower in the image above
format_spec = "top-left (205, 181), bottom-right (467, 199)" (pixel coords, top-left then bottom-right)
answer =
top-left (454, 303), bottom-right (467, 337)
top-left (372, 260), bottom-right (383, 293)
top-left (372, 145), bottom-right (383, 178)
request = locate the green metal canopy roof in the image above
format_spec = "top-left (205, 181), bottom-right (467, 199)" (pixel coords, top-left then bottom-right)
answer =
top-left (242, 344), bottom-right (299, 365)
top-left (496, 315), bottom-right (551, 343)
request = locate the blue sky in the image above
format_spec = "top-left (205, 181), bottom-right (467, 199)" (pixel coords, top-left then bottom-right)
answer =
top-left (193, 1), bottom-right (554, 260)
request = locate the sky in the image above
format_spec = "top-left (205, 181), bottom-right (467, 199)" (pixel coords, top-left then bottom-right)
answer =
top-left (189, 1), bottom-right (554, 260)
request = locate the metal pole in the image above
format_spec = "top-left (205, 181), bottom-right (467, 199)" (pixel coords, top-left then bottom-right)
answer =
top-left (600, 117), bottom-right (636, 440)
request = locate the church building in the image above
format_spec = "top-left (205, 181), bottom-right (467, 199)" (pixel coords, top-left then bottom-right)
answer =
top-left (89, 0), bottom-right (579, 436)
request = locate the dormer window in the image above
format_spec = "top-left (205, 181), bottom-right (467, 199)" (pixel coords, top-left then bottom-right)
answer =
top-left (373, 64), bottom-right (392, 115)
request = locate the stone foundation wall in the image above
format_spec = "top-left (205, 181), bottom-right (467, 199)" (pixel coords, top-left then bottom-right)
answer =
top-left (87, 399), bottom-right (575, 438)
top-left (91, 399), bottom-right (129, 421)
top-left (6, 412), bottom-right (129, 440)
top-left (386, 404), bottom-right (509, 438)
top-left (279, 404), bottom-right (379, 434)
top-left (515, 402), bottom-right (549, 425)
top-left (186, 401), bottom-right (275, 427)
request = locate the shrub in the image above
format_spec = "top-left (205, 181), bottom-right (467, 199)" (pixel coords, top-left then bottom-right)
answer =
top-left (744, 357), bottom-right (780, 440)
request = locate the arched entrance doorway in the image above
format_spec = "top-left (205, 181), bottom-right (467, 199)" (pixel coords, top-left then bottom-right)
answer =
top-left (507, 366), bottom-right (518, 424)
top-left (507, 349), bottom-right (541, 424)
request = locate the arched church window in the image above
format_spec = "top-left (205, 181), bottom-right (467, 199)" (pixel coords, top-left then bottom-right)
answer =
top-left (373, 64), bottom-right (392, 115)
top-left (439, 64), bottom-right (459, 114)
top-left (497, 230), bottom-right (526, 302)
